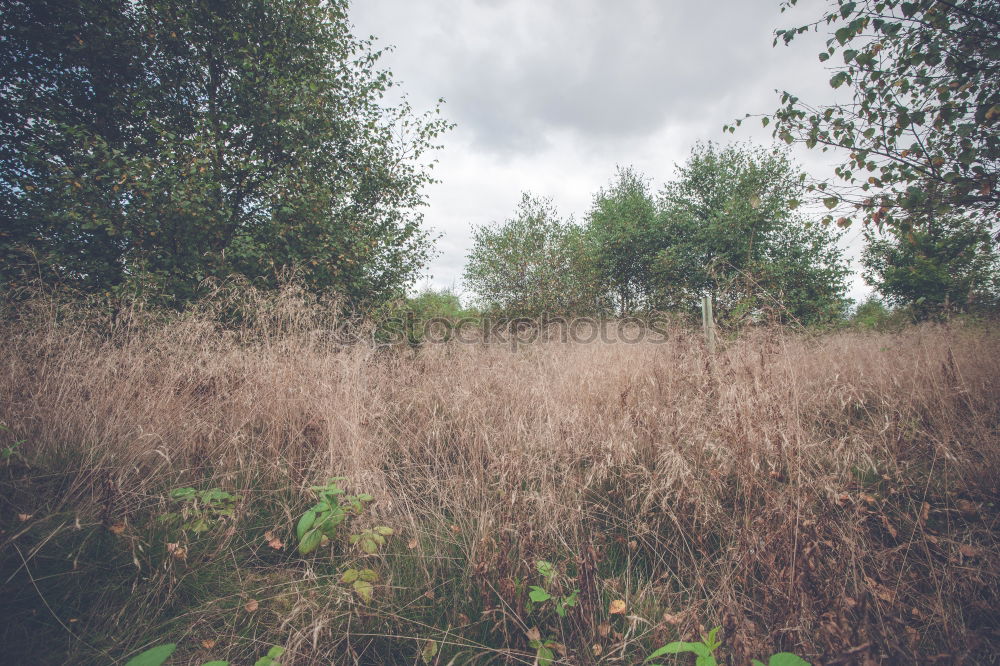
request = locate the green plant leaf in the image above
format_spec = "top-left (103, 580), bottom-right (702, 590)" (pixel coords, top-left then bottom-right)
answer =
top-left (646, 642), bottom-right (710, 661)
top-left (768, 653), bottom-right (811, 666)
top-left (341, 568), bottom-right (360, 583)
top-left (298, 528), bottom-right (323, 555)
top-left (373, 526), bottom-right (394, 536)
top-left (536, 644), bottom-right (555, 666)
top-left (353, 579), bottom-right (374, 603)
top-left (296, 510), bottom-right (316, 541)
top-left (421, 640), bottom-right (438, 664)
top-left (202, 661), bottom-right (229, 666)
top-left (124, 643), bottom-right (177, 666)
top-left (528, 586), bottom-right (552, 602)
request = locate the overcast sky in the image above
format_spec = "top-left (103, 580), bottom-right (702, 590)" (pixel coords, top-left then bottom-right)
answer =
top-left (349, 0), bottom-right (873, 303)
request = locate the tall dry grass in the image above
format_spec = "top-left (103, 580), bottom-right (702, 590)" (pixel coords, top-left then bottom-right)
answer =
top-left (1, 287), bottom-right (998, 664)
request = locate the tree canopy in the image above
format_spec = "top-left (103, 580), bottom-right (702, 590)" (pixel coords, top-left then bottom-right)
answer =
top-left (463, 144), bottom-right (850, 325)
top-left (0, 0), bottom-right (450, 306)
top-left (735, 0), bottom-right (999, 235)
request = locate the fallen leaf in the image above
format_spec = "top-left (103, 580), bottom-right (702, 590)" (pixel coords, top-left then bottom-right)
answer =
top-left (423, 589), bottom-right (435, 600)
top-left (919, 501), bottom-right (930, 524)
top-left (597, 622), bottom-right (611, 637)
top-left (525, 627), bottom-right (541, 643)
top-left (958, 544), bottom-right (983, 558)
top-left (609, 599), bottom-right (626, 615)
top-left (628, 540), bottom-right (638, 551)
top-left (244, 599), bottom-right (259, 612)
top-left (662, 611), bottom-right (682, 625)
top-left (166, 542), bottom-right (187, 560)
top-left (201, 639), bottom-right (216, 650)
top-left (407, 537), bottom-right (419, 550)
top-left (450, 524), bottom-right (461, 534)
top-left (456, 612), bottom-right (470, 626)
top-left (592, 643), bottom-right (603, 656)
top-left (17, 513), bottom-right (33, 522)
top-left (108, 522), bottom-right (126, 535)
top-left (263, 531), bottom-right (283, 550)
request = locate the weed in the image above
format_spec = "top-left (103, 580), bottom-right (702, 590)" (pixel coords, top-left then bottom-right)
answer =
top-left (158, 487), bottom-right (239, 535)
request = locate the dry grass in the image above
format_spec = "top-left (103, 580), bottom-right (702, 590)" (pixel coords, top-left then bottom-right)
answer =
top-left (1, 287), bottom-right (998, 664)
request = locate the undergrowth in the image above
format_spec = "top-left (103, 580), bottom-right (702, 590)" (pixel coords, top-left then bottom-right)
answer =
top-left (1, 288), bottom-right (997, 663)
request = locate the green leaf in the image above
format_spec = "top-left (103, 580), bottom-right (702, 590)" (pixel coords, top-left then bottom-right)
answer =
top-left (373, 526), bottom-right (394, 536)
top-left (536, 645), bottom-right (555, 666)
top-left (421, 640), bottom-right (438, 664)
top-left (646, 642), bottom-right (710, 661)
top-left (298, 528), bottom-right (323, 555)
top-left (528, 586), bottom-right (552, 602)
top-left (768, 653), bottom-right (812, 666)
top-left (125, 644), bottom-right (177, 666)
top-left (358, 568), bottom-right (378, 582)
top-left (341, 568), bottom-right (360, 584)
top-left (202, 662), bottom-right (230, 666)
top-left (830, 72), bottom-right (849, 89)
top-left (840, 2), bottom-right (856, 18)
top-left (353, 579), bottom-right (374, 603)
top-left (296, 510), bottom-right (316, 542)
top-left (823, 196), bottom-right (839, 209)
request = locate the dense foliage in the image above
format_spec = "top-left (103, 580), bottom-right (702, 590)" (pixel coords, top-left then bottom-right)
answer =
top-left (464, 144), bottom-right (850, 325)
top-left (0, 0), bottom-right (449, 306)
top-left (862, 212), bottom-right (999, 318)
top-left (463, 194), bottom-right (599, 317)
top-left (741, 0), bottom-right (999, 233)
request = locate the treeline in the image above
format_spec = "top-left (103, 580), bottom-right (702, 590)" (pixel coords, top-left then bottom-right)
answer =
top-left (463, 143), bottom-right (852, 326)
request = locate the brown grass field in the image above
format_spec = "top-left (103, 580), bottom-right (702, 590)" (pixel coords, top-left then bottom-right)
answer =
top-left (1, 288), bottom-right (998, 664)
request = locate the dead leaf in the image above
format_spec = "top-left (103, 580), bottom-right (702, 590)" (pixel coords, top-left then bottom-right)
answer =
top-left (609, 599), bottom-right (626, 615)
top-left (17, 513), bottom-right (33, 522)
top-left (662, 611), bottom-right (682, 625)
top-left (166, 542), bottom-right (187, 560)
top-left (263, 531), bottom-right (283, 550)
top-left (108, 522), bottom-right (126, 535)
top-left (408, 537), bottom-right (419, 550)
top-left (597, 622), bottom-right (611, 637)
top-left (958, 543), bottom-right (983, 558)
top-left (423, 589), bottom-right (435, 600)
top-left (525, 626), bottom-right (541, 642)
top-left (592, 643), bottom-right (603, 656)
top-left (456, 612), bottom-right (470, 626)
top-left (201, 639), bottom-right (216, 650)
top-left (244, 599), bottom-right (259, 612)
top-left (450, 524), bottom-right (461, 534)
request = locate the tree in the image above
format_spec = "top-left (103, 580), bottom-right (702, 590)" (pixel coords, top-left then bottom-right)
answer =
top-left (585, 167), bottom-right (661, 315)
top-left (654, 143), bottom-right (850, 325)
top-left (462, 194), bottom-right (600, 317)
top-left (0, 0), bottom-right (450, 307)
top-left (862, 210), bottom-right (999, 319)
top-left (738, 0), bottom-right (999, 235)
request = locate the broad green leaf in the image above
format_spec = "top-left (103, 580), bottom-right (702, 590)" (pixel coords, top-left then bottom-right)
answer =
top-left (296, 510), bottom-right (316, 542)
top-left (768, 653), bottom-right (811, 666)
top-left (124, 644), bottom-right (177, 666)
top-left (353, 579), bottom-right (374, 603)
top-left (341, 568), bottom-right (360, 583)
top-left (298, 528), bottom-right (323, 555)
top-left (528, 586), bottom-right (552, 602)
top-left (536, 645), bottom-right (555, 666)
